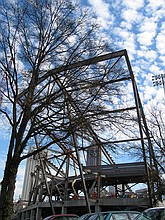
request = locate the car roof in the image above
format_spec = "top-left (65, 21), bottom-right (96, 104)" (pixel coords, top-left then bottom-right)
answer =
top-left (101, 211), bottom-right (140, 213)
top-left (51, 214), bottom-right (78, 216)
top-left (45, 214), bottom-right (79, 220)
top-left (145, 207), bottom-right (165, 211)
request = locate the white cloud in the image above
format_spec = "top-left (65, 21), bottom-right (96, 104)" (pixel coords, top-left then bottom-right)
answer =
top-left (156, 24), bottom-right (165, 55)
top-left (142, 85), bottom-right (156, 103)
top-left (137, 32), bottom-right (155, 46)
top-left (0, 117), bottom-right (11, 139)
top-left (139, 20), bottom-right (157, 33)
top-left (0, 156), bottom-right (6, 171)
top-left (88, 0), bottom-right (109, 17)
top-left (137, 49), bottom-right (157, 62)
top-left (0, 145), bottom-right (8, 180)
top-left (122, 9), bottom-right (143, 25)
top-left (149, 63), bottom-right (164, 75)
top-left (122, 0), bottom-right (144, 10)
top-left (14, 161), bottom-right (26, 201)
top-left (154, 88), bottom-right (165, 103)
top-left (120, 0), bottom-right (144, 30)
top-left (137, 18), bottom-right (157, 46)
top-left (120, 21), bottom-right (132, 30)
top-left (87, 0), bottom-right (115, 29)
top-left (159, 55), bottom-right (165, 65)
top-left (114, 28), bottom-right (136, 57)
top-left (147, 8), bottom-right (165, 23)
top-left (147, 0), bottom-right (164, 10)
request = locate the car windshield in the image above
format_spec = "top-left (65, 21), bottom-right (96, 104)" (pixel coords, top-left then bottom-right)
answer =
top-left (110, 213), bottom-right (129, 220)
top-left (78, 214), bottom-right (92, 220)
top-left (134, 208), bottom-right (165, 220)
top-left (88, 214), bottom-right (101, 220)
top-left (144, 208), bottom-right (165, 220)
top-left (129, 213), bottom-right (140, 220)
top-left (87, 213), bottom-right (108, 220)
top-left (134, 214), bottom-right (152, 220)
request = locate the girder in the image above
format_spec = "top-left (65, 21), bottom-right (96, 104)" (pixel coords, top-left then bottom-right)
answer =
top-left (16, 50), bottom-right (157, 218)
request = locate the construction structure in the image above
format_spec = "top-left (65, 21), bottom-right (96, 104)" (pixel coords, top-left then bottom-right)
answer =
top-left (13, 50), bottom-right (159, 219)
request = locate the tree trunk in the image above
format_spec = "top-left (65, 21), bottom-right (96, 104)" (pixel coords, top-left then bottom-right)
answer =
top-left (0, 157), bottom-right (20, 220)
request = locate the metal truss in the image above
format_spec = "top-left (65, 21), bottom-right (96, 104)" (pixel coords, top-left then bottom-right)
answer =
top-left (15, 50), bottom-right (158, 219)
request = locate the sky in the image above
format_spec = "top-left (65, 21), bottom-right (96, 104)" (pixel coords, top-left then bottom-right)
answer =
top-left (0, 0), bottom-right (165, 200)
top-left (87, 0), bottom-right (165, 106)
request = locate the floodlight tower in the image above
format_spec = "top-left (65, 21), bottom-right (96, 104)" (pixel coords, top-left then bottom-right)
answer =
top-left (152, 74), bottom-right (165, 98)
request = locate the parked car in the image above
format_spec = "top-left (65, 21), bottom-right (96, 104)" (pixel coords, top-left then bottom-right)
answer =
top-left (43, 214), bottom-right (79, 220)
top-left (133, 207), bottom-right (165, 220)
top-left (78, 211), bottom-right (140, 220)
top-left (78, 213), bottom-right (93, 220)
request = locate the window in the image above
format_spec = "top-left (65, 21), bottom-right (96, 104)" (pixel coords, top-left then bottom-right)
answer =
top-left (110, 213), bottom-right (129, 220)
top-left (129, 213), bottom-right (140, 220)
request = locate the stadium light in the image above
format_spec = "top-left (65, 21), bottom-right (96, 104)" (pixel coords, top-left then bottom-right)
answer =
top-left (152, 74), bottom-right (165, 97)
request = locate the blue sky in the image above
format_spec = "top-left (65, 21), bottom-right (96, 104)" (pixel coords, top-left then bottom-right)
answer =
top-left (87, 0), bottom-right (165, 107)
top-left (0, 0), bottom-right (165, 200)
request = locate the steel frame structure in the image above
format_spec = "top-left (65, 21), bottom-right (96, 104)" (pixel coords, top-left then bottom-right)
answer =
top-left (14, 50), bottom-right (158, 220)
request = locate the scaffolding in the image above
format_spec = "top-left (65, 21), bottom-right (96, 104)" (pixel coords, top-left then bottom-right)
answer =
top-left (13, 50), bottom-right (159, 220)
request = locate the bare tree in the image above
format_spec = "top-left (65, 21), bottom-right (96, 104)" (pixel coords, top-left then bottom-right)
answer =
top-left (145, 106), bottom-right (165, 203)
top-left (124, 103), bottom-right (165, 204)
top-left (148, 109), bottom-right (165, 168)
top-left (130, 105), bottom-right (165, 175)
top-left (147, 107), bottom-right (165, 172)
top-left (0, 0), bottom-right (130, 219)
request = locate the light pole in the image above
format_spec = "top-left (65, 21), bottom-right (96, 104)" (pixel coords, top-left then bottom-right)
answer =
top-left (152, 74), bottom-right (165, 97)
